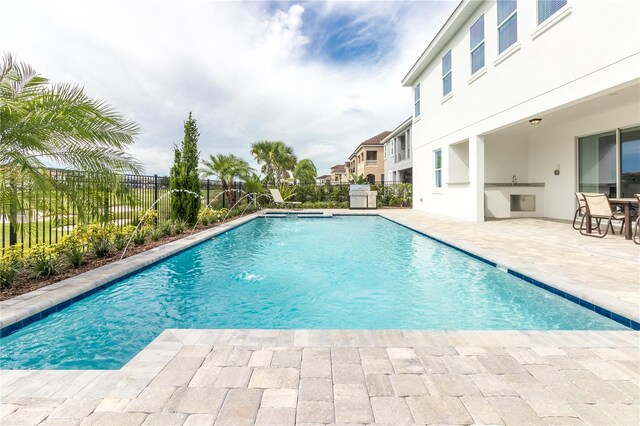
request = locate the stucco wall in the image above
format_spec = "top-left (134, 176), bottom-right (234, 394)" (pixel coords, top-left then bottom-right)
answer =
top-left (409, 0), bottom-right (640, 221)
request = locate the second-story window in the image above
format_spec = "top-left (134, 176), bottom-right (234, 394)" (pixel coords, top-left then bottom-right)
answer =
top-left (470, 15), bottom-right (485, 74)
top-left (538, 0), bottom-right (567, 25)
top-left (442, 50), bottom-right (452, 96)
top-left (414, 84), bottom-right (421, 117)
top-left (498, 0), bottom-right (517, 53)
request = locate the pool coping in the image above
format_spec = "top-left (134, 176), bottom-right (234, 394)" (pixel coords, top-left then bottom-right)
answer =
top-left (0, 210), bottom-right (637, 338)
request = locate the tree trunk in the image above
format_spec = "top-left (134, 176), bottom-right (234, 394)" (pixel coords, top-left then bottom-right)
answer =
top-left (8, 179), bottom-right (18, 246)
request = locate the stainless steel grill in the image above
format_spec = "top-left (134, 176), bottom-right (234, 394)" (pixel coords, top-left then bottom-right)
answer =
top-left (349, 185), bottom-right (377, 209)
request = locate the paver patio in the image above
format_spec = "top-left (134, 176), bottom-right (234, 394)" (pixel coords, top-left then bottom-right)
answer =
top-left (1, 209), bottom-right (639, 425)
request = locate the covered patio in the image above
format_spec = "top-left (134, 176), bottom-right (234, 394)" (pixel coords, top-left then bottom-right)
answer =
top-left (482, 80), bottom-right (640, 224)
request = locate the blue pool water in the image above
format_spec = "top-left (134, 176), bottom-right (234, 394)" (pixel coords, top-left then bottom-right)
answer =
top-left (0, 216), bottom-right (625, 369)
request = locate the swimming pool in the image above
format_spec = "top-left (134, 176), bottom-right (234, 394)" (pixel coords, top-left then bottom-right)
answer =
top-left (0, 216), bottom-right (626, 369)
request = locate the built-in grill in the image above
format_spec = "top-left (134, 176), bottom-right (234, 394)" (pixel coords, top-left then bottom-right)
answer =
top-left (349, 184), bottom-right (378, 209)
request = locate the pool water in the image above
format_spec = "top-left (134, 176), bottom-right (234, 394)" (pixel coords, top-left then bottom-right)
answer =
top-left (0, 216), bottom-right (625, 369)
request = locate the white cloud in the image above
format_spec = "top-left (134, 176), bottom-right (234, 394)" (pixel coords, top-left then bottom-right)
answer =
top-left (1, 0), bottom-right (457, 175)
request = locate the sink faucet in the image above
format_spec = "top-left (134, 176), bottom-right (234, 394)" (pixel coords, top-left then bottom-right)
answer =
top-left (512, 175), bottom-right (517, 186)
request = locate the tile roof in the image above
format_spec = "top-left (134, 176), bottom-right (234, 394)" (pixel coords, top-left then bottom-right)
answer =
top-left (358, 131), bottom-right (391, 147)
top-left (349, 131), bottom-right (391, 158)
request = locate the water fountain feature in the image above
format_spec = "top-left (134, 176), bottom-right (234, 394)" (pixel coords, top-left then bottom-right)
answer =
top-left (218, 192), bottom-right (273, 225)
top-left (119, 189), bottom-right (202, 260)
top-left (238, 193), bottom-right (272, 217)
top-left (188, 189), bottom-right (247, 236)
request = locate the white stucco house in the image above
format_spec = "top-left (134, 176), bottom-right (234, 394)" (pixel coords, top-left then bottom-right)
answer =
top-left (382, 117), bottom-right (413, 184)
top-left (402, 0), bottom-right (640, 222)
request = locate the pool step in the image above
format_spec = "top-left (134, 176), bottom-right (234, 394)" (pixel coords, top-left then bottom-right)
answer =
top-left (297, 213), bottom-right (333, 218)
top-left (259, 213), bottom-right (333, 219)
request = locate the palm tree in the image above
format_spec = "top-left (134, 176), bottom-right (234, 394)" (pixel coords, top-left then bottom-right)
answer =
top-left (250, 140), bottom-right (297, 185)
top-left (200, 153), bottom-right (254, 206)
top-left (293, 159), bottom-right (317, 185)
top-left (0, 54), bottom-right (142, 245)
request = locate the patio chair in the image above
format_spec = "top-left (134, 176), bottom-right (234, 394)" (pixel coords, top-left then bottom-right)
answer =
top-left (268, 188), bottom-right (302, 209)
top-left (634, 194), bottom-right (640, 245)
top-left (579, 193), bottom-right (625, 238)
top-left (573, 192), bottom-right (602, 232)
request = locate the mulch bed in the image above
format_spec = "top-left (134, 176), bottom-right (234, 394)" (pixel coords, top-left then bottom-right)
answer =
top-left (0, 222), bottom-right (224, 301)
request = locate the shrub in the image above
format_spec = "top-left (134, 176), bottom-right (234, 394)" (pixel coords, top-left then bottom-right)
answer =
top-left (132, 230), bottom-right (146, 246)
top-left (90, 236), bottom-right (111, 257)
top-left (149, 228), bottom-right (162, 242)
top-left (159, 220), bottom-right (174, 237)
top-left (57, 235), bottom-right (85, 268)
top-left (198, 208), bottom-right (217, 226)
top-left (141, 210), bottom-right (158, 232)
top-left (0, 244), bottom-right (24, 288)
top-left (26, 245), bottom-right (59, 278)
top-left (173, 219), bottom-right (186, 234)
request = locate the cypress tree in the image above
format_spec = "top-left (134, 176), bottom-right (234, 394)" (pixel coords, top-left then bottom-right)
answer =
top-left (169, 112), bottom-right (201, 223)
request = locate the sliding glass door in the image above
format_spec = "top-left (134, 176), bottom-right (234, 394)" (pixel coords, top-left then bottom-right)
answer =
top-left (578, 126), bottom-right (640, 198)
top-left (621, 126), bottom-right (640, 197)
top-left (578, 131), bottom-right (616, 196)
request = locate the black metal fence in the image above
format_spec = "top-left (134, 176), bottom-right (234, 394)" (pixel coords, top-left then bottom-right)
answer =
top-left (1, 170), bottom-right (245, 251)
top-left (1, 171), bottom-right (411, 251)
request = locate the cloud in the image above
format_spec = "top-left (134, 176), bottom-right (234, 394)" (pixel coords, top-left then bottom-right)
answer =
top-left (1, 0), bottom-right (457, 175)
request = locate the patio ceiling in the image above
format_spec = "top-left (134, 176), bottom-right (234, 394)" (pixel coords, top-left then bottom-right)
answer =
top-left (485, 80), bottom-right (640, 138)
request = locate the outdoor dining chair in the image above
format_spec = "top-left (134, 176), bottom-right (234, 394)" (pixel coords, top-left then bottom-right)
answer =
top-left (573, 192), bottom-right (602, 232)
top-left (579, 193), bottom-right (625, 238)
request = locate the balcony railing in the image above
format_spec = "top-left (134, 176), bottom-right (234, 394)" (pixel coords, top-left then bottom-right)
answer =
top-left (365, 160), bottom-right (378, 167)
top-left (395, 150), bottom-right (410, 163)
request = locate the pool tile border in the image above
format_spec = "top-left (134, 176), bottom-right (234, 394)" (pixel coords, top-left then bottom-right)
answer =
top-left (1, 211), bottom-right (637, 339)
top-left (0, 214), bottom-right (260, 337)
top-left (380, 215), bottom-right (640, 330)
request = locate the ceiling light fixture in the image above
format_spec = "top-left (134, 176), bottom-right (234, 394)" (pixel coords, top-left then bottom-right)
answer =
top-left (529, 118), bottom-right (542, 125)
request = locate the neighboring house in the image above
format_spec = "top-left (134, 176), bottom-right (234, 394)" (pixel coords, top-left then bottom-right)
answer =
top-left (402, 0), bottom-right (640, 221)
top-left (330, 164), bottom-right (349, 184)
top-left (348, 131), bottom-right (391, 184)
top-left (316, 174), bottom-right (331, 184)
top-left (382, 117), bottom-right (413, 184)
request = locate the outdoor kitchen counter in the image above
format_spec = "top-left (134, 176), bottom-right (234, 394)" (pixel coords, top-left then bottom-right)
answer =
top-left (484, 184), bottom-right (546, 218)
top-left (484, 183), bottom-right (546, 187)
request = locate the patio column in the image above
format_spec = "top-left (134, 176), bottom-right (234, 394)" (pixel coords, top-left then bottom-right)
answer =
top-left (470, 134), bottom-right (485, 222)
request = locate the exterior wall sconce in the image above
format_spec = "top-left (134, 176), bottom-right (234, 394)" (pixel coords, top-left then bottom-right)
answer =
top-left (529, 118), bottom-right (542, 125)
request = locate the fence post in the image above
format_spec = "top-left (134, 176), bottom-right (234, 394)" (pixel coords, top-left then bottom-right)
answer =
top-left (206, 179), bottom-right (210, 206)
top-left (153, 174), bottom-right (158, 215)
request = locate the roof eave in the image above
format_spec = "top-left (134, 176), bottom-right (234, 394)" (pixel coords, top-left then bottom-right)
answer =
top-left (381, 117), bottom-right (413, 145)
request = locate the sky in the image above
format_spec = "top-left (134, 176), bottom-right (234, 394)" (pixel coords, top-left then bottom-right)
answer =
top-left (1, 0), bottom-right (457, 175)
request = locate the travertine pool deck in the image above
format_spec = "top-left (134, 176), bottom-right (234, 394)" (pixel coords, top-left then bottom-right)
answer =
top-left (1, 209), bottom-right (639, 425)
top-left (1, 330), bottom-right (638, 425)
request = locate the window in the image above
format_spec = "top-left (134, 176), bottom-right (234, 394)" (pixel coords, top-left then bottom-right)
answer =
top-left (497, 0), bottom-right (517, 53)
top-left (442, 50), bottom-right (452, 96)
top-left (470, 15), bottom-right (485, 74)
top-left (434, 149), bottom-right (442, 188)
top-left (414, 84), bottom-right (421, 117)
top-left (390, 140), bottom-right (395, 156)
top-left (538, 0), bottom-right (567, 25)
